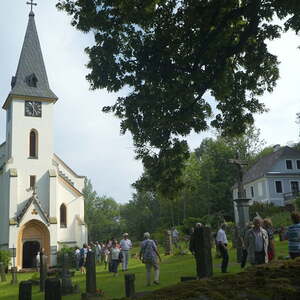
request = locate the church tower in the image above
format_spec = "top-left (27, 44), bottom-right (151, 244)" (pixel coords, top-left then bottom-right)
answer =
top-left (0, 6), bottom-right (87, 269)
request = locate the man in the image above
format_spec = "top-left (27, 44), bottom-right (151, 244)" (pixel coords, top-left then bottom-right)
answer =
top-left (94, 241), bottom-right (102, 264)
top-left (120, 233), bottom-right (132, 271)
top-left (216, 223), bottom-right (229, 273)
top-left (172, 227), bottom-right (179, 248)
top-left (139, 232), bottom-right (161, 286)
top-left (245, 217), bottom-right (269, 265)
top-left (285, 211), bottom-right (300, 259)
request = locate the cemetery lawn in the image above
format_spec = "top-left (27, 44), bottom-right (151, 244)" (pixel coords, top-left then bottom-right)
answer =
top-left (0, 240), bottom-right (289, 300)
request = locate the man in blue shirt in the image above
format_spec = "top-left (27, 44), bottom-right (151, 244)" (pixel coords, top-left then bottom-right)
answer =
top-left (286, 212), bottom-right (300, 259)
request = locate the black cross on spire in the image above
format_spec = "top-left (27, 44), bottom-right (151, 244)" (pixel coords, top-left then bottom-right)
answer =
top-left (26, 0), bottom-right (37, 12)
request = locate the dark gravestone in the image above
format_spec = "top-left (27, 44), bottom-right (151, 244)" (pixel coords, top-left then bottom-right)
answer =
top-left (40, 252), bottom-right (48, 292)
top-left (11, 267), bottom-right (18, 284)
top-left (61, 253), bottom-right (74, 295)
top-left (190, 226), bottom-right (213, 279)
top-left (19, 281), bottom-right (32, 300)
top-left (45, 278), bottom-right (62, 300)
top-left (86, 251), bottom-right (96, 294)
top-left (0, 262), bottom-right (7, 282)
top-left (125, 273), bottom-right (135, 298)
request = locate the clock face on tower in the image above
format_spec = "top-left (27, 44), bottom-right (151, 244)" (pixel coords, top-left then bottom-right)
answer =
top-left (25, 101), bottom-right (42, 117)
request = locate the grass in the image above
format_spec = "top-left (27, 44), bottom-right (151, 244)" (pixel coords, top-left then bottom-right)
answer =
top-left (0, 240), bottom-right (289, 300)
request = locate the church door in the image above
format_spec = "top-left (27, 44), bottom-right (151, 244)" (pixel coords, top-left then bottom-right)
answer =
top-left (22, 241), bottom-right (40, 268)
top-left (17, 220), bottom-right (50, 269)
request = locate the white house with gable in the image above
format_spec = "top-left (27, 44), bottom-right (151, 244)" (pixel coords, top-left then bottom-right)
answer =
top-left (0, 9), bottom-right (87, 269)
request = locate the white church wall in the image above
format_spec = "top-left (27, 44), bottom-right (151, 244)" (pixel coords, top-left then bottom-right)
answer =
top-left (0, 171), bottom-right (10, 247)
top-left (56, 179), bottom-right (84, 247)
top-left (8, 99), bottom-right (55, 216)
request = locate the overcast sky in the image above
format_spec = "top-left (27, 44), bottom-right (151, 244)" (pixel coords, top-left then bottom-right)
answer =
top-left (0, 1), bottom-right (299, 203)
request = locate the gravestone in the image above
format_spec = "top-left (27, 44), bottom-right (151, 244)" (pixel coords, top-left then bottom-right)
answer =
top-left (11, 267), bottom-right (18, 284)
top-left (190, 226), bottom-right (213, 279)
top-left (19, 280), bottom-right (32, 300)
top-left (39, 251), bottom-right (47, 292)
top-left (61, 253), bottom-right (75, 295)
top-left (45, 278), bottom-right (62, 300)
top-left (0, 262), bottom-right (7, 282)
top-left (125, 273), bottom-right (135, 298)
top-left (81, 251), bottom-right (101, 299)
top-left (164, 230), bottom-right (172, 255)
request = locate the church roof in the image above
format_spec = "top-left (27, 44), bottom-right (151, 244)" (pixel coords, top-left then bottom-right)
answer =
top-left (3, 11), bottom-right (57, 109)
top-left (16, 192), bottom-right (50, 224)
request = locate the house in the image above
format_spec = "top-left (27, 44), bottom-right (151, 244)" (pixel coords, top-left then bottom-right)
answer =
top-left (233, 146), bottom-right (300, 207)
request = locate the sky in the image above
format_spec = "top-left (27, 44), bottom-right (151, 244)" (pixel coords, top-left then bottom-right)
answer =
top-left (0, 1), bottom-right (299, 204)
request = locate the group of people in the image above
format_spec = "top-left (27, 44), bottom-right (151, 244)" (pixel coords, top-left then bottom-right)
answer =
top-left (73, 231), bottom-right (161, 286)
top-left (189, 211), bottom-right (300, 277)
top-left (74, 233), bottom-right (132, 276)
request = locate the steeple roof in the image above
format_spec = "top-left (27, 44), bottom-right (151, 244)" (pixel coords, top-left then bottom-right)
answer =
top-left (3, 11), bottom-right (58, 108)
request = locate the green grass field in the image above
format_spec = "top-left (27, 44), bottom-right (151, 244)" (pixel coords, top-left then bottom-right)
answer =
top-left (0, 241), bottom-right (289, 300)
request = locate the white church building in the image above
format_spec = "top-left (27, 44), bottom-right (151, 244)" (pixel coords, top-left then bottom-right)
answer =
top-left (0, 9), bottom-right (87, 269)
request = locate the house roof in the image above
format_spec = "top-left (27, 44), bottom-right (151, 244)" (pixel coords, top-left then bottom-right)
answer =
top-left (242, 146), bottom-right (300, 186)
top-left (3, 11), bottom-right (57, 109)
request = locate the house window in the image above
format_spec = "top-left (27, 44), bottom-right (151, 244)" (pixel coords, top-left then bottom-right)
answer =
top-left (297, 160), bottom-right (300, 169)
top-left (29, 130), bottom-right (38, 158)
top-left (251, 186), bottom-right (254, 198)
top-left (30, 176), bottom-right (36, 188)
top-left (60, 204), bottom-right (67, 228)
top-left (291, 181), bottom-right (299, 194)
top-left (275, 181), bottom-right (283, 193)
top-left (286, 160), bottom-right (293, 169)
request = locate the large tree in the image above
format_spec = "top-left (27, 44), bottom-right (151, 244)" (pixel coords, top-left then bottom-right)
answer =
top-left (57, 0), bottom-right (300, 196)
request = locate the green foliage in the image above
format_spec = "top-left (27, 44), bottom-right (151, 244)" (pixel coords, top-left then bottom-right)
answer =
top-left (270, 212), bottom-right (291, 229)
top-left (55, 0), bottom-right (300, 197)
top-left (57, 245), bottom-right (76, 268)
top-left (83, 178), bottom-right (124, 242)
top-left (295, 197), bottom-right (300, 211)
top-left (0, 250), bottom-right (11, 268)
top-left (249, 202), bottom-right (285, 220)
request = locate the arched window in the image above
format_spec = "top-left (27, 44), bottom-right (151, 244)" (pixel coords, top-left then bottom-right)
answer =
top-left (60, 204), bottom-right (67, 228)
top-left (29, 130), bottom-right (38, 158)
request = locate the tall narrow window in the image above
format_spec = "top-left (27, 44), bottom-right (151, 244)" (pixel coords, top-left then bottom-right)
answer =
top-left (60, 204), bottom-right (67, 228)
top-left (30, 176), bottom-right (36, 188)
top-left (29, 130), bottom-right (38, 158)
top-left (286, 160), bottom-right (293, 169)
top-left (275, 181), bottom-right (283, 193)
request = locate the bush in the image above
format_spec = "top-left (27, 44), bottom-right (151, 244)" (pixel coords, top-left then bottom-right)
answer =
top-left (249, 202), bottom-right (284, 219)
top-left (57, 245), bottom-right (76, 268)
top-left (0, 250), bottom-right (11, 268)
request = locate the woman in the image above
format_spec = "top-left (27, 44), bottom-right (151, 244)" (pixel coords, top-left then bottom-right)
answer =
top-left (79, 244), bottom-right (88, 274)
top-left (263, 218), bottom-right (275, 261)
top-left (110, 242), bottom-right (121, 277)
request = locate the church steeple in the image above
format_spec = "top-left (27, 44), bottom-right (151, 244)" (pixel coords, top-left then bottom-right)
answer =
top-left (3, 8), bottom-right (58, 109)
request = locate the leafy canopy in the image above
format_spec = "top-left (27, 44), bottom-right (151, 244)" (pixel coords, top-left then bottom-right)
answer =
top-left (57, 0), bottom-right (300, 196)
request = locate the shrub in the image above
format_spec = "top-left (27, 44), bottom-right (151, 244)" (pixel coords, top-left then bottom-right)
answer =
top-left (0, 250), bottom-right (11, 268)
top-left (56, 245), bottom-right (76, 268)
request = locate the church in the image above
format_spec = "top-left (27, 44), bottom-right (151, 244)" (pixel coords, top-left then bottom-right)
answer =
top-left (0, 7), bottom-right (87, 269)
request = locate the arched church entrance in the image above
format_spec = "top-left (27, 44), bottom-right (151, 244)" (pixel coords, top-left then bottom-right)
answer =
top-left (17, 220), bottom-right (50, 269)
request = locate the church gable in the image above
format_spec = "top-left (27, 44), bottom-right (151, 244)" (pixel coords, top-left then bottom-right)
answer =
top-left (17, 194), bottom-right (49, 225)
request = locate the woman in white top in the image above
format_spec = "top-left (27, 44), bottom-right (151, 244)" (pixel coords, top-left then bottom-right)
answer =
top-left (110, 242), bottom-right (121, 276)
